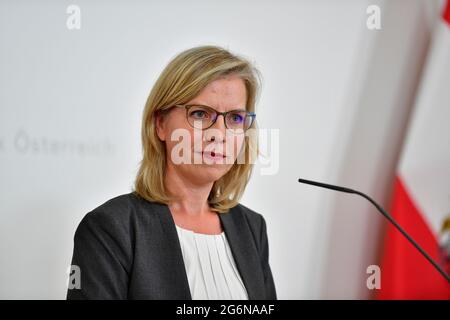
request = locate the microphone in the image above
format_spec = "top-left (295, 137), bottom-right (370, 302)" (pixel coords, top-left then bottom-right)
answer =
top-left (298, 177), bottom-right (450, 283)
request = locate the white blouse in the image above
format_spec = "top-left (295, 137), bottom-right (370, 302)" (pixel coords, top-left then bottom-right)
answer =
top-left (175, 224), bottom-right (249, 300)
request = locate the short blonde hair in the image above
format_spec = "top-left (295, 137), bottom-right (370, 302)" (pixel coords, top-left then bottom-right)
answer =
top-left (133, 45), bottom-right (261, 213)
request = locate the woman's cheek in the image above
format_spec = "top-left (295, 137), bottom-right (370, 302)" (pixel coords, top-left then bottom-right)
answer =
top-left (235, 135), bottom-right (245, 158)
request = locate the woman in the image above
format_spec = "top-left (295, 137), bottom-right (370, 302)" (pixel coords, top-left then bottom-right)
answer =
top-left (66, 45), bottom-right (277, 300)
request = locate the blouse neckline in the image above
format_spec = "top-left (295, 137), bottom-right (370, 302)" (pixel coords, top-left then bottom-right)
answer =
top-left (175, 224), bottom-right (225, 236)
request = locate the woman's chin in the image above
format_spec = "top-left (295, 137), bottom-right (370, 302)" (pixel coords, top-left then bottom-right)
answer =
top-left (187, 165), bottom-right (231, 184)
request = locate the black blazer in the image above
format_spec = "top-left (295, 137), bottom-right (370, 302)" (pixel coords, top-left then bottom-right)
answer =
top-left (66, 192), bottom-right (277, 300)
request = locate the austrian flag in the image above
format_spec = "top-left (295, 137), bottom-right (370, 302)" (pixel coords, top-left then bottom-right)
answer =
top-left (377, 0), bottom-right (450, 299)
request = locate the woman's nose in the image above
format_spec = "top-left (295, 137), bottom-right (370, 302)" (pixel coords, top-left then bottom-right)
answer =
top-left (205, 115), bottom-right (227, 142)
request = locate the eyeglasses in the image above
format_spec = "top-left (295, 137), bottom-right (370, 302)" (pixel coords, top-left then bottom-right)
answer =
top-left (169, 104), bottom-right (256, 132)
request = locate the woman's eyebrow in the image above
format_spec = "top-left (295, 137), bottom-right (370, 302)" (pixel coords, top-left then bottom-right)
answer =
top-left (189, 103), bottom-right (247, 112)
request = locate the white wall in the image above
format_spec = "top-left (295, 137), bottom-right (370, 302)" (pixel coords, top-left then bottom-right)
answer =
top-left (0, 0), bottom-right (439, 299)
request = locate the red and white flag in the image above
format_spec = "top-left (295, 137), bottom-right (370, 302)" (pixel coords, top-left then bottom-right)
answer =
top-left (377, 1), bottom-right (450, 299)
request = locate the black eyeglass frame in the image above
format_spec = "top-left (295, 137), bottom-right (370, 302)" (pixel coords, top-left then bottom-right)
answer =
top-left (167, 104), bottom-right (256, 132)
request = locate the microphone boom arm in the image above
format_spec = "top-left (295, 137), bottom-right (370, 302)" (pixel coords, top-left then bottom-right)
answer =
top-left (298, 178), bottom-right (450, 283)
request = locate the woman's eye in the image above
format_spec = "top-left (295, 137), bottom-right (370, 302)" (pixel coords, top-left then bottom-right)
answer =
top-left (191, 110), bottom-right (207, 119)
top-left (230, 113), bottom-right (243, 123)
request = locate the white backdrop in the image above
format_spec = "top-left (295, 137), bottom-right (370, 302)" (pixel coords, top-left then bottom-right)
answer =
top-left (0, 0), bottom-right (440, 299)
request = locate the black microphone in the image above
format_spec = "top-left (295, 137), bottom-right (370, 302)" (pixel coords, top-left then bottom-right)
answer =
top-left (298, 177), bottom-right (450, 283)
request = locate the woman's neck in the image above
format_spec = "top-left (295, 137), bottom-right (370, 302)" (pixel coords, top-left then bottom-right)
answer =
top-left (164, 164), bottom-right (214, 216)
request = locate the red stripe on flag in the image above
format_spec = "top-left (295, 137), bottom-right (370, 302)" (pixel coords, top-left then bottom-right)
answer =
top-left (376, 176), bottom-right (449, 299)
top-left (444, 0), bottom-right (450, 25)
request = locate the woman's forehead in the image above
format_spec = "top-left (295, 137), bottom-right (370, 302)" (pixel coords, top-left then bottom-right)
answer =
top-left (188, 78), bottom-right (247, 111)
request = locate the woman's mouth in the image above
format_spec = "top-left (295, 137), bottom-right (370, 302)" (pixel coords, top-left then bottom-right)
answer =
top-left (197, 151), bottom-right (227, 160)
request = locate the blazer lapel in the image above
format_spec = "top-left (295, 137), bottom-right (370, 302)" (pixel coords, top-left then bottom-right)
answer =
top-left (155, 203), bottom-right (192, 299)
top-left (219, 206), bottom-right (266, 300)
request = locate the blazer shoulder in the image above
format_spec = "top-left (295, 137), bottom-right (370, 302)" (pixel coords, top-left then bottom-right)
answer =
top-left (74, 192), bottom-right (149, 238)
top-left (82, 192), bottom-right (139, 222)
top-left (233, 202), bottom-right (266, 234)
top-left (235, 202), bottom-right (264, 220)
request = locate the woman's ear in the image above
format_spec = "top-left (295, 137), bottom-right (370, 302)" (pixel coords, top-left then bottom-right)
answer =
top-left (155, 111), bottom-right (166, 142)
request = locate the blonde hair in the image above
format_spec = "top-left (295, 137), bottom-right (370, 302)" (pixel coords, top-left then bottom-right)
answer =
top-left (133, 45), bottom-right (261, 213)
